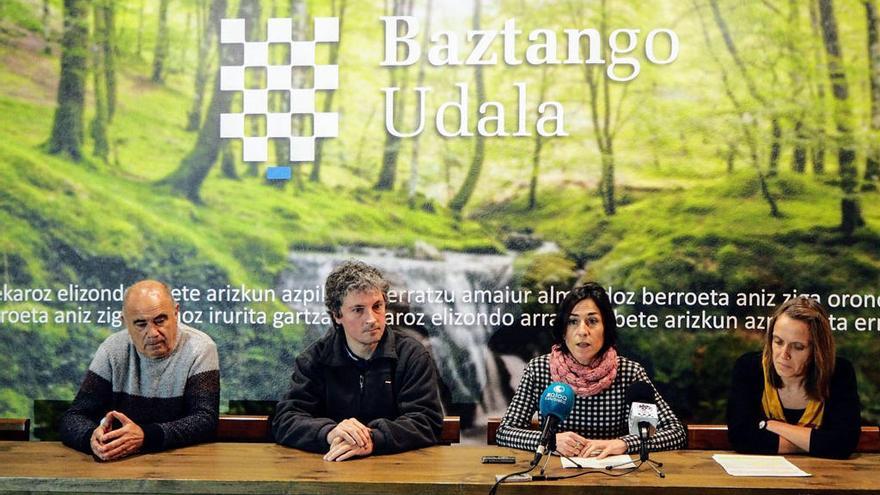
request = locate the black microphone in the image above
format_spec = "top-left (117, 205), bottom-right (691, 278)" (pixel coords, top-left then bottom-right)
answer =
top-left (531, 382), bottom-right (575, 466)
top-left (626, 381), bottom-right (658, 462)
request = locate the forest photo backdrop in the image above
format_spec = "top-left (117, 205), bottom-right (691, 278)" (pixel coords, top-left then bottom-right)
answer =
top-left (1, 0), bottom-right (879, 440)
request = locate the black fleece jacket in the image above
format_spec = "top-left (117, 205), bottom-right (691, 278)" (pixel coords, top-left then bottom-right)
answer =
top-left (272, 327), bottom-right (443, 455)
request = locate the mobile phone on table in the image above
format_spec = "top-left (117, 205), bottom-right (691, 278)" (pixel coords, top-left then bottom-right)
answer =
top-left (482, 455), bottom-right (516, 464)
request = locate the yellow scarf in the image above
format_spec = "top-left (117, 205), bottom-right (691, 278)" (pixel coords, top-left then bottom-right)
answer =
top-left (761, 355), bottom-right (824, 428)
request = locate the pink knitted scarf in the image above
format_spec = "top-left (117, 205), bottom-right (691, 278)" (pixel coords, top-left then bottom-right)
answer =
top-left (549, 344), bottom-right (618, 397)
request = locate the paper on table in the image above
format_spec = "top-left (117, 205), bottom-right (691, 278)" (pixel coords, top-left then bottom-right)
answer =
top-left (712, 454), bottom-right (811, 477)
top-left (561, 454), bottom-right (636, 469)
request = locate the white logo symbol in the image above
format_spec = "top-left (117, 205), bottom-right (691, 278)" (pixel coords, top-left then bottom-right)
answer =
top-left (219, 17), bottom-right (339, 163)
top-left (553, 385), bottom-right (565, 394)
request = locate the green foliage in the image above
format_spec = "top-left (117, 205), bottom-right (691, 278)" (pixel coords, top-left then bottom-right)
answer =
top-left (837, 334), bottom-right (880, 421)
top-left (518, 253), bottom-right (577, 295)
top-left (0, 0), bottom-right (43, 33)
top-left (492, 252), bottom-right (578, 361)
top-left (479, 171), bottom-right (880, 423)
top-left (0, 16), bottom-right (496, 415)
top-left (3, 0), bottom-right (880, 426)
top-left (622, 329), bottom-right (756, 422)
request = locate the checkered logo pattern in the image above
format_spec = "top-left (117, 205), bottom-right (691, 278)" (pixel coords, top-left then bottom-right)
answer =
top-left (494, 354), bottom-right (687, 454)
top-left (219, 17), bottom-right (339, 165)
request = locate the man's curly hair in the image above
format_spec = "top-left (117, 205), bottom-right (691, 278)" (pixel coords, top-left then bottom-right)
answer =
top-left (324, 260), bottom-right (389, 325)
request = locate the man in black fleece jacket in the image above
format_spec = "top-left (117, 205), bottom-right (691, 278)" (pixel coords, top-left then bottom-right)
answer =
top-left (272, 260), bottom-right (443, 461)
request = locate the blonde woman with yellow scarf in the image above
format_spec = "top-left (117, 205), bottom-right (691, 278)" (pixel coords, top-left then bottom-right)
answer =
top-left (727, 296), bottom-right (861, 459)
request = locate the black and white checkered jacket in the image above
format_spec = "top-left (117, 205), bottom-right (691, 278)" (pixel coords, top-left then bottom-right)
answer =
top-left (496, 353), bottom-right (686, 453)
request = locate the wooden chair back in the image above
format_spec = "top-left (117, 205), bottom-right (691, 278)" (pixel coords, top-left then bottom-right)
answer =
top-left (439, 416), bottom-right (460, 445)
top-left (0, 418), bottom-right (30, 441)
top-left (216, 415), bottom-right (461, 444)
top-left (216, 415), bottom-right (271, 442)
top-left (486, 417), bottom-right (540, 445)
top-left (686, 424), bottom-right (880, 453)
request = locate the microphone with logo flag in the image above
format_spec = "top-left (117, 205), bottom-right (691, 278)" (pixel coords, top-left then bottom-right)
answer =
top-left (626, 381), bottom-right (659, 462)
top-left (531, 381), bottom-right (575, 466)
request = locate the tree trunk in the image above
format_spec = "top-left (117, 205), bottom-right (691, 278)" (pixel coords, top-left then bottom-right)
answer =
top-left (811, 133), bottom-right (826, 174)
top-left (864, 0), bottom-right (880, 188)
top-left (42, 0), bottom-right (51, 54)
top-left (48, 0), bottom-right (89, 161)
top-left (809, 0), bottom-right (828, 174)
top-left (757, 167), bottom-right (780, 217)
top-left (580, 0), bottom-right (619, 216)
top-left (791, 120), bottom-right (807, 172)
top-left (726, 142), bottom-right (736, 174)
top-left (841, 197), bottom-right (863, 233)
top-left (528, 67), bottom-right (549, 210)
top-left (818, 0), bottom-right (864, 235)
top-left (694, 0), bottom-right (780, 216)
top-left (407, 0), bottom-right (433, 205)
top-left (180, 10), bottom-right (193, 80)
top-left (151, 0), bottom-right (171, 83)
top-left (751, 123), bottom-right (780, 217)
top-left (449, 0), bottom-right (485, 214)
top-left (354, 107), bottom-right (377, 178)
top-left (164, 70), bottom-right (230, 201)
top-left (599, 149), bottom-right (616, 215)
top-left (103, 2), bottom-right (116, 121)
top-left (787, 1), bottom-right (806, 174)
top-left (709, 0), bottom-right (782, 178)
top-left (768, 119), bottom-right (781, 176)
top-left (90, 0), bottom-right (110, 162)
top-left (374, 0), bottom-right (408, 191)
top-left (186, 0), bottom-right (211, 131)
top-left (311, 0), bottom-right (347, 183)
top-left (160, 0), bottom-right (229, 203)
top-left (221, 146), bottom-right (238, 178)
top-left (136, 0), bottom-right (146, 59)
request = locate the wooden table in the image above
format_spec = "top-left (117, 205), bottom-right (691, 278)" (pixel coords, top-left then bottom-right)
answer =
top-left (1, 442), bottom-right (878, 494)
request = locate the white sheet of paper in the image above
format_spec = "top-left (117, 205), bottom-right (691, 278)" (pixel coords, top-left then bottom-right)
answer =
top-left (560, 454), bottom-right (636, 469)
top-left (712, 454), bottom-right (811, 477)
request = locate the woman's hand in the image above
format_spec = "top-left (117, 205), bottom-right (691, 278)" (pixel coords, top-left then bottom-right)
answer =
top-left (578, 438), bottom-right (627, 459)
top-left (555, 431), bottom-right (590, 458)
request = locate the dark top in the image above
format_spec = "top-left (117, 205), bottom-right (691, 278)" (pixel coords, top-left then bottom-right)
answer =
top-left (271, 327), bottom-right (443, 455)
top-left (727, 351), bottom-right (861, 459)
top-left (783, 407), bottom-right (804, 425)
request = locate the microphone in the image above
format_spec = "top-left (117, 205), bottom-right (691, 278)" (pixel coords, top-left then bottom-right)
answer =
top-left (626, 381), bottom-right (659, 461)
top-left (532, 382), bottom-right (575, 466)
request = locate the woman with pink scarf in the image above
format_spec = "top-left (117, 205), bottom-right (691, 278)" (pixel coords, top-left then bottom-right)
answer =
top-left (496, 283), bottom-right (686, 459)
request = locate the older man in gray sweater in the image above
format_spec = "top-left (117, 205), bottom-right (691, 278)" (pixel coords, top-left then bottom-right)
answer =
top-left (60, 280), bottom-right (220, 461)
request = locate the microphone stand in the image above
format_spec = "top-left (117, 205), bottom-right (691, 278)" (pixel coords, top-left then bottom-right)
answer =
top-left (539, 451), bottom-right (554, 476)
top-left (604, 455), bottom-right (664, 478)
top-left (538, 450), bottom-right (583, 478)
top-left (537, 436), bottom-right (583, 478)
top-left (642, 457), bottom-right (665, 478)
top-left (638, 437), bottom-right (665, 478)
top-left (533, 433), bottom-right (559, 474)
top-left (605, 427), bottom-right (665, 478)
